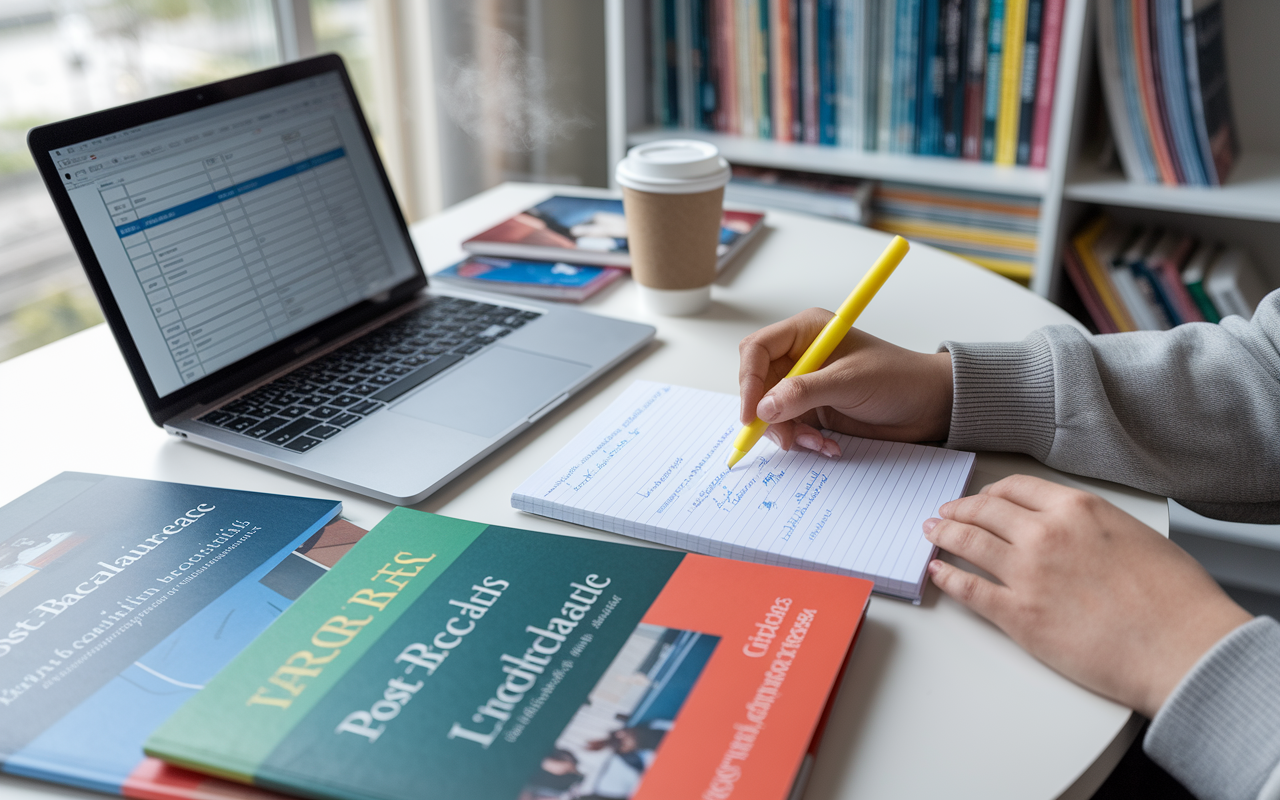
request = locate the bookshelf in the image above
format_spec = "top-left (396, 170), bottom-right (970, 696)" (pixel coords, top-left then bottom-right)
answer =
top-left (604, 0), bottom-right (1280, 302)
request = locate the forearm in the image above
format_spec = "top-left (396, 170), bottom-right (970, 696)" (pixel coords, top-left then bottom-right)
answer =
top-left (939, 291), bottom-right (1280, 522)
top-left (1144, 616), bottom-right (1280, 800)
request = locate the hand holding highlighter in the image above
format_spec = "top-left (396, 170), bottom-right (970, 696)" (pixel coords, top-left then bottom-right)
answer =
top-left (726, 235), bottom-right (911, 468)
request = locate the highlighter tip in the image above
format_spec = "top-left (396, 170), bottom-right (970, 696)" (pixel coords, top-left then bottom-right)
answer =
top-left (726, 449), bottom-right (745, 469)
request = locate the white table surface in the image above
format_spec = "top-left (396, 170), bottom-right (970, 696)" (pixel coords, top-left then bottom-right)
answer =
top-left (0, 182), bottom-right (1161, 800)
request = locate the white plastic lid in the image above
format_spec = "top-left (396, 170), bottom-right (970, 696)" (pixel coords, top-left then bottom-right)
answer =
top-left (615, 140), bottom-right (731, 194)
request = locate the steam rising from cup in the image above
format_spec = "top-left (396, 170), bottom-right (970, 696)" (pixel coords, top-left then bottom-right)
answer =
top-left (439, 28), bottom-right (590, 153)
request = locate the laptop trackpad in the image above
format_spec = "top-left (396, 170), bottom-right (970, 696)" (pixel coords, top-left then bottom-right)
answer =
top-left (389, 347), bottom-right (590, 438)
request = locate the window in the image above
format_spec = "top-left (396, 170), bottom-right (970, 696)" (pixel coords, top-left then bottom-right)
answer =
top-left (0, 0), bottom-right (375, 362)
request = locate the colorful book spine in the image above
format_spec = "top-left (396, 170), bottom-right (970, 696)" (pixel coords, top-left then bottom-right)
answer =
top-left (890, 0), bottom-right (922, 153)
top-left (941, 0), bottom-right (967, 157)
top-left (802, 0), bottom-right (820, 143)
top-left (736, 0), bottom-right (756, 137)
top-left (1132, 0), bottom-right (1180, 183)
top-left (994, 0), bottom-right (1027, 165)
top-left (751, 0), bottom-right (771, 138)
top-left (837, 0), bottom-right (867, 149)
top-left (1014, 0), bottom-right (1044, 164)
top-left (791, 0), bottom-right (805, 140)
top-left (916, 0), bottom-right (945, 155)
top-left (771, 0), bottom-right (794, 141)
top-left (962, 0), bottom-right (990, 158)
top-left (694, 0), bottom-right (717, 129)
top-left (876, 0), bottom-right (897, 150)
top-left (1113, 0), bottom-right (1161, 181)
top-left (1181, 242), bottom-right (1223, 322)
top-left (862, 0), bottom-right (881, 149)
top-left (1151, 0), bottom-right (1204, 182)
top-left (981, 0), bottom-right (1006, 160)
top-left (714, 0), bottom-right (739, 133)
top-left (1028, 0), bottom-right (1064, 167)
top-left (1182, 0), bottom-right (1238, 185)
top-left (818, 0), bottom-right (840, 143)
top-left (1063, 246), bottom-right (1121, 333)
top-left (1072, 217), bottom-right (1138, 332)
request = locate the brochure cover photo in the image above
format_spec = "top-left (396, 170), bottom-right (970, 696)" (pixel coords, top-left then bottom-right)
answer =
top-left (0, 472), bottom-right (349, 797)
top-left (146, 508), bottom-right (873, 800)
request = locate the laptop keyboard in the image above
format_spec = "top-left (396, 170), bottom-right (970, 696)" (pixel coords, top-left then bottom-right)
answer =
top-left (196, 297), bottom-right (540, 453)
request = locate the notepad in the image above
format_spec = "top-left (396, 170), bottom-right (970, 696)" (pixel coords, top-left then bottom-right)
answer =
top-left (512, 381), bottom-right (977, 602)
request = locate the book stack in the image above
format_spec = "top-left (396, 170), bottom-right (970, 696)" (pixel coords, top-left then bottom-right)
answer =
top-left (1063, 216), bottom-right (1272, 333)
top-left (725, 165), bottom-right (873, 223)
top-left (1095, 0), bottom-right (1238, 186)
top-left (650, 0), bottom-right (1067, 166)
top-left (870, 181), bottom-right (1040, 282)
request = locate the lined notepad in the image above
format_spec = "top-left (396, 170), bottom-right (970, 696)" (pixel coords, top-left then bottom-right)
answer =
top-left (512, 381), bottom-right (976, 602)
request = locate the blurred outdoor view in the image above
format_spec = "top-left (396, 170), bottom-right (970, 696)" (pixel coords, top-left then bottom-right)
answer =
top-left (0, 0), bottom-right (374, 362)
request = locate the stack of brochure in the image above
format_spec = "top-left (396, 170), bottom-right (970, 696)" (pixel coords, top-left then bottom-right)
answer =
top-left (870, 181), bottom-right (1040, 283)
top-left (1, 472), bottom-right (872, 800)
top-left (724, 166), bottom-right (872, 224)
top-left (446, 195), bottom-right (765, 302)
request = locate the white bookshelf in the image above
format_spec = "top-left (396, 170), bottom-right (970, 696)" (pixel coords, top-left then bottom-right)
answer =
top-left (627, 127), bottom-right (1052, 196)
top-left (604, 0), bottom-right (1280, 299)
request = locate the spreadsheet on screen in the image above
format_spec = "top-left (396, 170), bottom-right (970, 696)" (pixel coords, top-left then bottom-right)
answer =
top-left (50, 72), bottom-right (417, 398)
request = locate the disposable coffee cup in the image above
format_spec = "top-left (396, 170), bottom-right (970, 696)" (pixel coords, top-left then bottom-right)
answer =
top-left (615, 140), bottom-right (731, 316)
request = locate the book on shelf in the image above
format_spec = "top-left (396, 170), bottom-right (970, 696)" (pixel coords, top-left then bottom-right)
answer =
top-left (871, 181), bottom-right (1039, 282)
top-left (1062, 217), bottom-right (1273, 332)
top-left (146, 506), bottom-right (873, 800)
top-left (512, 381), bottom-right (975, 603)
top-left (1095, 0), bottom-right (1238, 185)
top-left (0, 472), bottom-right (365, 800)
top-left (725, 165), bottom-right (873, 223)
top-left (462, 195), bottom-right (764, 270)
top-left (431, 258), bottom-right (626, 303)
top-left (647, 0), bottom-right (1064, 165)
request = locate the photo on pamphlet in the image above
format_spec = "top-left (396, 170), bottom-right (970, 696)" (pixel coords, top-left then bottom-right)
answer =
top-left (518, 623), bottom-right (719, 800)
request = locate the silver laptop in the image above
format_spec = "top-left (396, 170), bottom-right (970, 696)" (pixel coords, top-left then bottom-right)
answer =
top-left (28, 55), bottom-right (654, 505)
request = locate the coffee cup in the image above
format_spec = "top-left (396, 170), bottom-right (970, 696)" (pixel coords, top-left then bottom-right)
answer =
top-left (614, 140), bottom-right (731, 316)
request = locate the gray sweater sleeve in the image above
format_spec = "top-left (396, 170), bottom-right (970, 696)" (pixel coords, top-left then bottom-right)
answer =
top-left (940, 288), bottom-right (1280, 524)
top-left (1143, 616), bottom-right (1280, 800)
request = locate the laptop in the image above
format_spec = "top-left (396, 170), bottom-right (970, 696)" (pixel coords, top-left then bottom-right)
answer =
top-left (28, 55), bottom-right (655, 505)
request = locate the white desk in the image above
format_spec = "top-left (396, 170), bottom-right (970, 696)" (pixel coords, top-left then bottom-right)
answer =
top-left (0, 183), bottom-right (1163, 800)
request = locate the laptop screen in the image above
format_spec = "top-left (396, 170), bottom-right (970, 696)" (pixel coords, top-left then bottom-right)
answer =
top-left (45, 70), bottom-right (419, 399)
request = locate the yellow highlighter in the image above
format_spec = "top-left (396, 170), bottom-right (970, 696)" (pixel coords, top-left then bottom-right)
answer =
top-left (726, 235), bottom-right (910, 468)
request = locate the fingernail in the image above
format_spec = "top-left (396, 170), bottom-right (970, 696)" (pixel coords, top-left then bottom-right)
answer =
top-left (922, 518), bottom-right (939, 535)
top-left (796, 433), bottom-right (822, 451)
top-left (821, 441), bottom-right (841, 459)
top-left (758, 395), bottom-right (778, 421)
top-left (764, 428), bottom-right (782, 446)
top-left (928, 560), bottom-right (943, 575)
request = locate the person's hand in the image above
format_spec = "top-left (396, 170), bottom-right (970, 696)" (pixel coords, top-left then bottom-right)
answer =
top-left (924, 475), bottom-right (1253, 718)
top-left (737, 307), bottom-right (954, 456)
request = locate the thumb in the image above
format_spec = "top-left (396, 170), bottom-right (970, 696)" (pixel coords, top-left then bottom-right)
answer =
top-left (757, 370), bottom-right (845, 423)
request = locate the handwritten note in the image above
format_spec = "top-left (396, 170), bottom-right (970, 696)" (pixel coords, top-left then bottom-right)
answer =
top-left (512, 381), bottom-right (976, 602)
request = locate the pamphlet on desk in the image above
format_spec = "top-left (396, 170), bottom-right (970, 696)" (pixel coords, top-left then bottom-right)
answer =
top-left (432, 256), bottom-right (627, 302)
top-left (145, 507), bottom-right (872, 800)
top-left (0, 472), bottom-right (365, 799)
top-left (513, 382), bottom-right (977, 603)
top-left (461, 195), bottom-right (765, 269)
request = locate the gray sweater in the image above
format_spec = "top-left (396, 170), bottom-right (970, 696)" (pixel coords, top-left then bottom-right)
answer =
top-left (940, 289), bottom-right (1280, 800)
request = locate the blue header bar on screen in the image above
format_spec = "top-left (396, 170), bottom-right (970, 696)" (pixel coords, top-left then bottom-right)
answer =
top-left (115, 147), bottom-right (346, 239)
